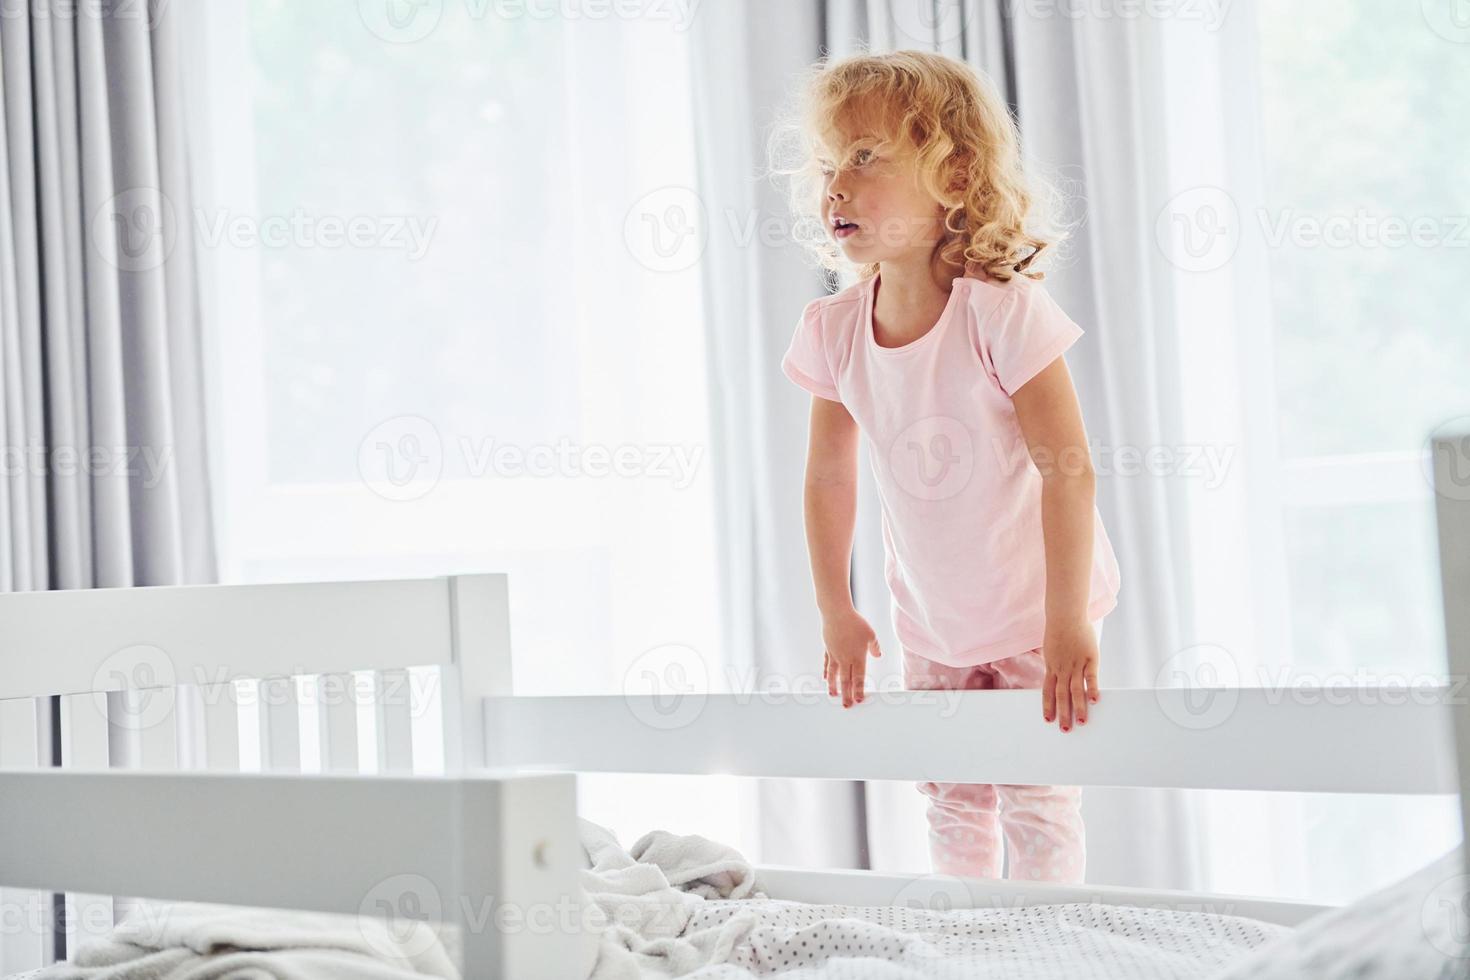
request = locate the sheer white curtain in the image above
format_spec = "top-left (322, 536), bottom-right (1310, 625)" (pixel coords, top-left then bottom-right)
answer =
top-left (1009, 0), bottom-right (1463, 901)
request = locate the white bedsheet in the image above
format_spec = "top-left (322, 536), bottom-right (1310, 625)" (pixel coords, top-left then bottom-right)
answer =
top-left (579, 820), bottom-right (1288, 979)
top-left (620, 897), bottom-right (1287, 978)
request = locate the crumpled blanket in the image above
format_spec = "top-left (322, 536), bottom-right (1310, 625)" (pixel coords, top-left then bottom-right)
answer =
top-left (31, 898), bottom-right (462, 979)
top-left (578, 818), bottom-right (768, 979)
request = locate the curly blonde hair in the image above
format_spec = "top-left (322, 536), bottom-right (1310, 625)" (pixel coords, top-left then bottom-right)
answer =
top-left (768, 47), bottom-right (1059, 284)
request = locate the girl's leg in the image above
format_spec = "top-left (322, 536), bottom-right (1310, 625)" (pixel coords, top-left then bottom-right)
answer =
top-left (901, 647), bottom-right (1002, 879)
top-left (986, 617), bottom-right (1104, 884)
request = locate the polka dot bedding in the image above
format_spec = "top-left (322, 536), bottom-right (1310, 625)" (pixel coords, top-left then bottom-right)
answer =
top-left (670, 897), bottom-right (1288, 978)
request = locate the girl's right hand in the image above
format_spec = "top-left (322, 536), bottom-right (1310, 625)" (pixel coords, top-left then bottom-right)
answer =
top-left (821, 609), bottom-right (883, 708)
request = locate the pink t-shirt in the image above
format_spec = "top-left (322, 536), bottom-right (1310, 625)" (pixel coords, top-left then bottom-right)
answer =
top-left (781, 271), bottom-right (1121, 667)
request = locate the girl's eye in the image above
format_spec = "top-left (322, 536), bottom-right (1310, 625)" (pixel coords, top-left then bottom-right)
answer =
top-left (853, 149), bottom-right (876, 166)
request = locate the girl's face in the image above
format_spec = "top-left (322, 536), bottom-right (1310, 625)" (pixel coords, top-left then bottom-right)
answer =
top-left (818, 138), bottom-right (944, 266)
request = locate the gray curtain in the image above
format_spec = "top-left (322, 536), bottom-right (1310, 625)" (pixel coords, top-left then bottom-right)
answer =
top-left (1, 0), bottom-right (215, 963)
top-left (0, 0), bottom-right (214, 593)
top-left (0, 2), bottom-right (216, 752)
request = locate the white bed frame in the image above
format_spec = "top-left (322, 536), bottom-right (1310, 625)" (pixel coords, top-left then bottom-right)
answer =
top-left (1, 432), bottom-right (1467, 979)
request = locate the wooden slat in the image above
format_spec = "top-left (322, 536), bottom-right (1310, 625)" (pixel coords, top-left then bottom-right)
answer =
top-left (316, 673), bottom-right (359, 773)
top-left (485, 687), bottom-right (1460, 794)
top-left (375, 669), bottom-right (414, 774)
top-left (59, 693), bottom-right (119, 956)
top-left (0, 699), bottom-right (45, 972)
top-left (0, 577), bottom-right (460, 701)
top-left (258, 677), bottom-right (300, 773)
top-left (202, 682), bottom-right (242, 772)
top-left (134, 687), bottom-right (179, 771)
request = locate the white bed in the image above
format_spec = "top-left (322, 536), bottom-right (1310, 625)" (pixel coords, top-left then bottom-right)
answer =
top-left (0, 432), bottom-right (1466, 978)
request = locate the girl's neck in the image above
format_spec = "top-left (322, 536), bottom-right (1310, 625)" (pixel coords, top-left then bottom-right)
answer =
top-left (871, 254), bottom-right (966, 347)
top-left (876, 252), bottom-right (967, 305)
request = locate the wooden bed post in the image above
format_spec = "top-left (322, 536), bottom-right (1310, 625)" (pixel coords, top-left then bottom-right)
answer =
top-left (1431, 428), bottom-right (1470, 879)
top-left (443, 574), bottom-right (514, 773)
top-left (455, 773), bottom-right (598, 980)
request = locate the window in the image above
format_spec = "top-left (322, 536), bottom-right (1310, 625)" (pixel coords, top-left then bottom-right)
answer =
top-left (182, 0), bottom-right (739, 849)
top-left (1163, 0), bottom-right (1465, 904)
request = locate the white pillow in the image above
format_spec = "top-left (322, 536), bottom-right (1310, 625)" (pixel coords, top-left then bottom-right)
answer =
top-left (1210, 845), bottom-right (1470, 979)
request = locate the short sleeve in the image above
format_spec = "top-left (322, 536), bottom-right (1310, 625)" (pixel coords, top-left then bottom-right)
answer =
top-left (975, 281), bottom-right (1084, 396)
top-left (780, 300), bottom-right (842, 402)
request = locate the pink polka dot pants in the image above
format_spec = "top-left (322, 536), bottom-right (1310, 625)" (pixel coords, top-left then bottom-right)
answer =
top-left (901, 623), bottom-right (1101, 884)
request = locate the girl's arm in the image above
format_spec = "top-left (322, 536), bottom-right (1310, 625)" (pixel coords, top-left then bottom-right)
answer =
top-left (1011, 355), bottom-right (1100, 733)
top-left (802, 395), bottom-right (883, 707)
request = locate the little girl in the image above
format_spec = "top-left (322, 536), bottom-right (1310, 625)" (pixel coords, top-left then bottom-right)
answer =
top-left (775, 50), bottom-right (1122, 884)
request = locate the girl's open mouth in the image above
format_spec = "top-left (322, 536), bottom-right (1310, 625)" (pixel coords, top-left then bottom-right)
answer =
top-left (834, 219), bottom-right (859, 239)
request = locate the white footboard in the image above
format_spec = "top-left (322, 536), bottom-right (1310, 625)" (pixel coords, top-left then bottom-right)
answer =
top-left (0, 768), bottom-right (597, 980)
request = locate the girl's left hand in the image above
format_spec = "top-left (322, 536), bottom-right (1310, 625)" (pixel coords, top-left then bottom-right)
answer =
top-left (1041, 620), bottom-right (1100, 732)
